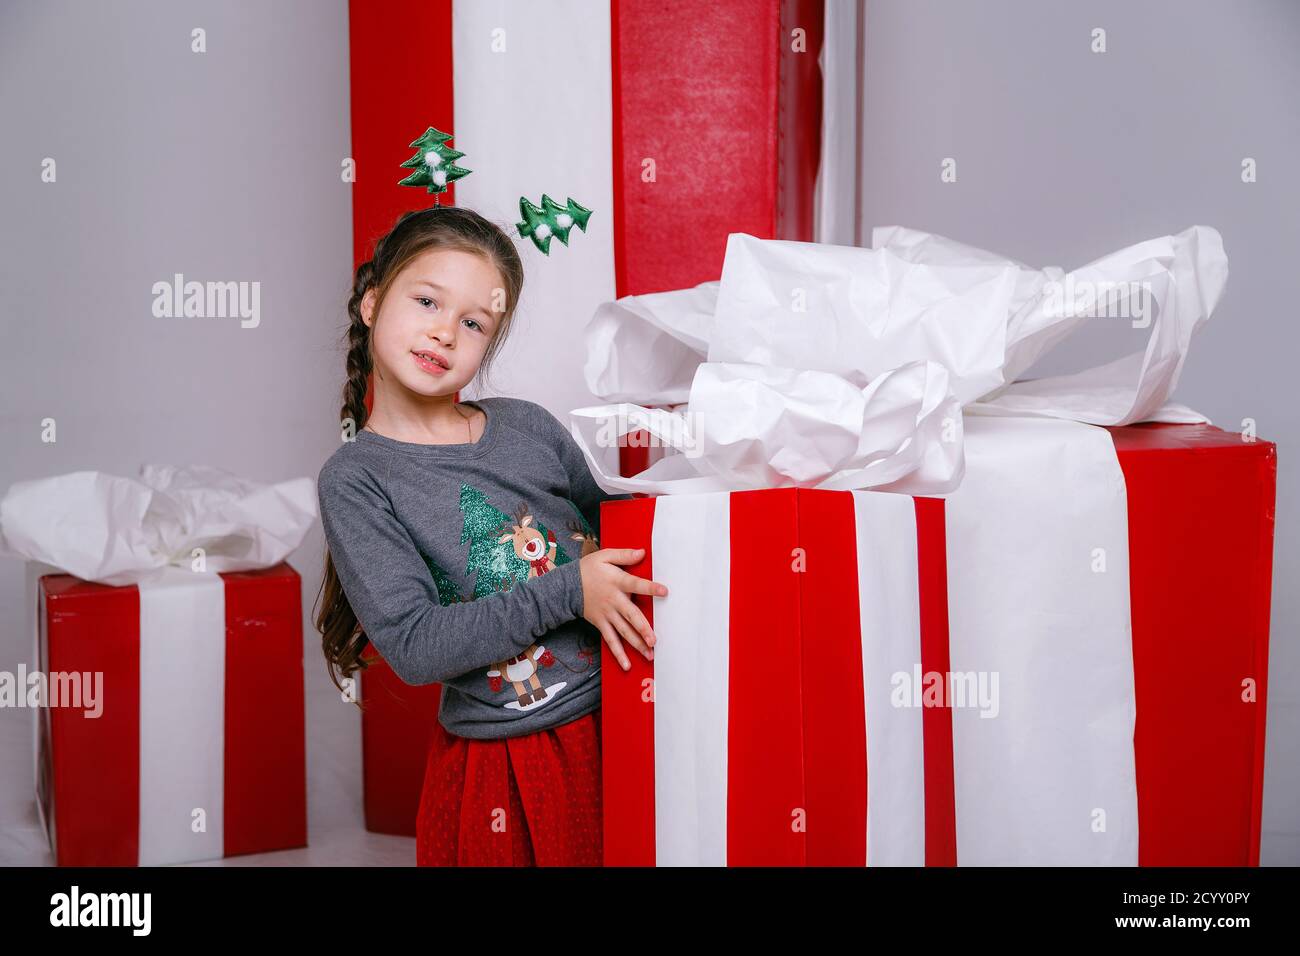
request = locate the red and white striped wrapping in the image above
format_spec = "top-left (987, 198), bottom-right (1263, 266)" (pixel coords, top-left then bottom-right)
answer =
top-left (602, 417), bottom-right (1276, 866)
top-left (33, 563), bottom-right (307, 867)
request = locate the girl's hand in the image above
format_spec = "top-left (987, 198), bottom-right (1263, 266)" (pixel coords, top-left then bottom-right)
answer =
top-left (578, 548), bottom-right (668, 671)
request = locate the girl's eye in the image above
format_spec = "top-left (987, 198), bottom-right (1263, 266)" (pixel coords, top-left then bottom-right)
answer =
top-left (414, 296), bottom-right (482, 332)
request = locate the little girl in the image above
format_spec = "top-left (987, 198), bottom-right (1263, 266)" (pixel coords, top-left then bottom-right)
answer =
top-left (314, 205), bottom-right (668, 866)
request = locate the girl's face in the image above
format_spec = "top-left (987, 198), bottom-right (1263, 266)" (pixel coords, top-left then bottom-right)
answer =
top-left (361, 247), bottom-right (504, 399)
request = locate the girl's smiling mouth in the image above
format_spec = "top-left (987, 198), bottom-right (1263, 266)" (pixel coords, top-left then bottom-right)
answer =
top-left (412, 349), bottom-right (450, 375)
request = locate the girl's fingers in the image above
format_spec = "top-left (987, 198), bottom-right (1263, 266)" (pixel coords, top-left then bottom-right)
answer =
top-left (600, 622), bottom-right (632, 671)
top-left (604, 547), bottom-right (648, 566)
top-left (619, 570), bottom-right (669, 598)
top-left (610, 607), bottom-right (652, 661)
top-left (619, 595), bottom-right (657, 647)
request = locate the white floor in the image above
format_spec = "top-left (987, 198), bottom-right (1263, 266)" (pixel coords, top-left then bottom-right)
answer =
top-left (0, 643), bottom-right (416, 867)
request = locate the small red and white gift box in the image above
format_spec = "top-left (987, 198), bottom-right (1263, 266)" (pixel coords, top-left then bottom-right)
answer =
top-left (32, 562), bottom-right (307, 866)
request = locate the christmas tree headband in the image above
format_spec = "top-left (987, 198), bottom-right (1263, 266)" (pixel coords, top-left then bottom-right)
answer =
top-left (399, 125), bottom-right (592, 256)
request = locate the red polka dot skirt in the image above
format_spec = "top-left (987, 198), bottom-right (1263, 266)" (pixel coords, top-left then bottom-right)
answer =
top-left (416, 709), bottom-right (602, 866)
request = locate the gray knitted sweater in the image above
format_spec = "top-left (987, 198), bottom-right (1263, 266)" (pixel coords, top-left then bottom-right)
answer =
top-left (317, 396), bottom-right (631, 739)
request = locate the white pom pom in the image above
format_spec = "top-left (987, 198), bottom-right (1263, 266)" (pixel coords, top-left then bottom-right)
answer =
top-left (556, 213), bottom-right (573, 228)
top-left (433, 170), bottom-right (447, 186)
top-left (425, 150), bottom-right (443, 167)
top-left (535, 224), bottom-right (552, 239)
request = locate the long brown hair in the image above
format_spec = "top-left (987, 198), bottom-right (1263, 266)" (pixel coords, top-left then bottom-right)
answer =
top-left (315, 205), bottom-right (524, 704)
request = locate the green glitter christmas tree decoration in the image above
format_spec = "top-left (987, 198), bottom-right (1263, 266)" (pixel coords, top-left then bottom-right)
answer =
top-left (458, 483), bottom-right (570, 599)
top-left (398, 126), bottom-right (471, 201)
top-left (418, 550), bottom-right (466, 607)
top-left (517, 194), bottom-right (593, 254)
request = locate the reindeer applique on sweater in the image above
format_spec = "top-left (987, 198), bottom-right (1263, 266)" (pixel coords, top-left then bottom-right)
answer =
top-left (485, 503), bottom-right (571, 711)
top-left (420, 487), bottom-right (604, 712)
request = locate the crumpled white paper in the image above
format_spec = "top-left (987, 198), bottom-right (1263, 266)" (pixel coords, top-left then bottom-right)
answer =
top-left (583, 280), bottom-right (719, 407)
top-left (0, 463), bottom-right (317, 586)
top-left (572, 224), bottom-right (1227, 495)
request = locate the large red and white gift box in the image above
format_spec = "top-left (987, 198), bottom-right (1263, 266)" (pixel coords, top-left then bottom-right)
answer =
top-left (569, 210), bottom-right (1274, 866)
top-left (600, 420), bottom-right (1276, 866)
top-left (33, 563), bottom-right (308, 867)
top-left (2, 464), bottom-right (316, 866)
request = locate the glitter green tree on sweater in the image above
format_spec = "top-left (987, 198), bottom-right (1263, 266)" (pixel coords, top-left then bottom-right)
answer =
top-left (458, 483), bottom-right (570, 598)
top-left (419, 551), bottom-right (467, 607)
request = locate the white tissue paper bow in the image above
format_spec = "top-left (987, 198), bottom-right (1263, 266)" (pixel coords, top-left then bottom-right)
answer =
top-left (570, 224), bottom-right (1227, 495)
top-left (0, 464), bottom-right (318, 586)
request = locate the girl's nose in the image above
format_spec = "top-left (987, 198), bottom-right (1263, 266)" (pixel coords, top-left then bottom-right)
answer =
top-left (428, 318), bottom-right (456, 344)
